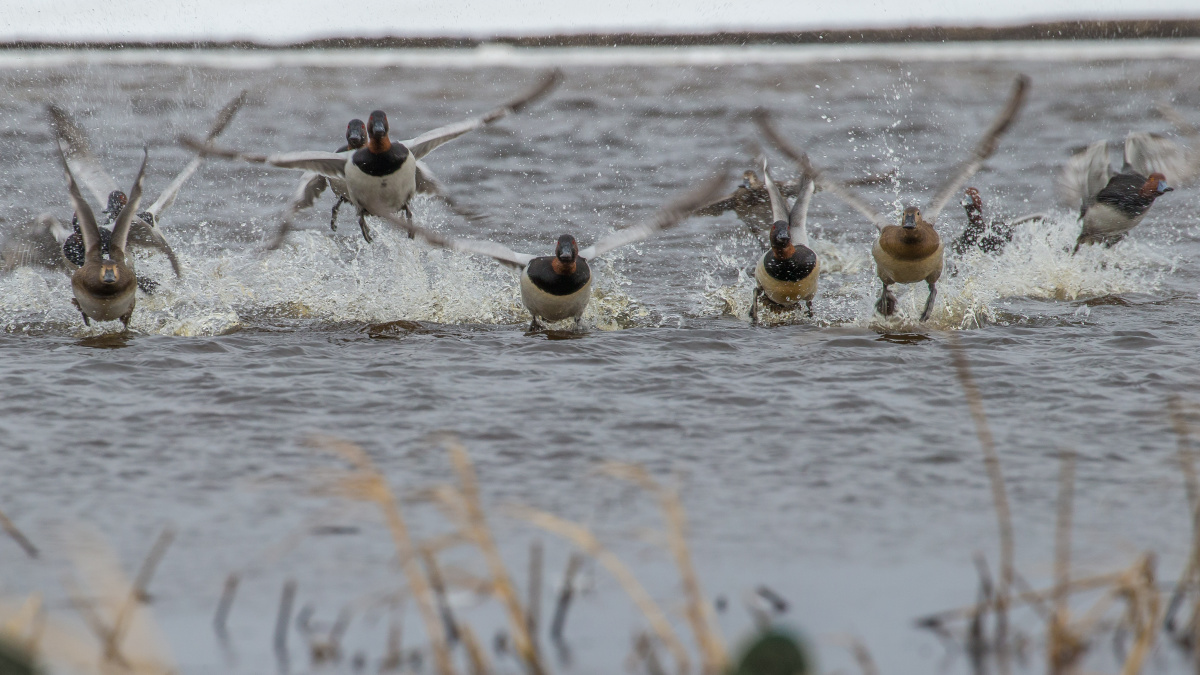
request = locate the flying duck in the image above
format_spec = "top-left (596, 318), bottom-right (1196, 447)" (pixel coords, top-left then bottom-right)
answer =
top-left (749, 156), bottom-right (819, 325)
top-left (756, 74), bottom-right (1030, 322)
top-left (2, 94), bottom-right (245, 283)
top-left (693, 169), bottom-right (807, 234)
top-left (1058, 134), bottom-right (1178, 252)
top-left (360, 172), bottom-right (727, 330)
top-left (266, 119), bottom-right (489, 249)
top-left (184, 70), bottom-right (562, 245)
top-left (951, 187), bottom-right (1049, 256)
top-left (57, 142), bottom-right (149, 329)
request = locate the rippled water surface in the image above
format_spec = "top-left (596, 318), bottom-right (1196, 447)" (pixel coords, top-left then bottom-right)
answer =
top-left (3, 45), bottom-right (1200, 674)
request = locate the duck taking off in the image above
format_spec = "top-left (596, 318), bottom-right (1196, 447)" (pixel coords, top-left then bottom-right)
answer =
top-left (756, 74), bottom-right (1030, 322)
top-left (951, 187), bottom-right (1049, 256)
top-left (1058, 133), bottom-right (1179, 252)
top-left (56, 142), bottom-right (149, 329)
top-left (692, 168), bottom-right (808, 235)
top-left (749, 156), bottom-right (819, 325)
top-left (361, 171), bottom-right (728, 330)
top-left (183, 70), bottom-right (562, 245)
top-left (266, 119), bottom-right (489, 249)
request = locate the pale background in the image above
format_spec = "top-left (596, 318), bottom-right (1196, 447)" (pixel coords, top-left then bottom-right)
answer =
top-left (5, 0), bottom-right (1200, 42)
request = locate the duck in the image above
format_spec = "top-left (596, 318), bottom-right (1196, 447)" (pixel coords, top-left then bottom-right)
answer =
top-left (1058, 134), bottom-right (1177, 252)
top-left (184, 70), bottom-right (562, 245)
top-left (2, 92), bottom-right (247, 285)
top-left (56, 142), bottom-right (149, 329)
top-left (360, 171), bottom-right (727, 330)
top-left (756, 74), bottom-right (1029, 322)
top-left (267, 119), bottom-right (488, 249)
top-left (951, 187), bottom-right (1049, 256)
top-left (693, 169), bottom-right (805, 234)
top-left (749, 156), bottom-right (819, 325)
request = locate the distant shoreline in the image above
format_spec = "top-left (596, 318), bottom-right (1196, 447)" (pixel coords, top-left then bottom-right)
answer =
top-left (4, 19), bottom-right (1200, 50)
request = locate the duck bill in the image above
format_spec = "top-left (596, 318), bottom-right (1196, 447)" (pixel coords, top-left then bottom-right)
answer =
top-left (369, 118), bottom-right (387, 139)
top-left (1159, 181), bottom-right (1174, 194)
top-left (902, 213), bottom-right (916, 229)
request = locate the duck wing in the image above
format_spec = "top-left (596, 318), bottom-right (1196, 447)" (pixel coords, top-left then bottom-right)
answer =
top-left (0, 214), bottom-right (70, 273)
top-left (579, 169), bottom-right (729, 260)
top-left (1122, 132), bottom-right (1191, 184)
top-left (48, 104), bottom-right (120, 206)
top-left (788, 176), bottom-right (816, 248)
top-left (363, 205), bottom-right (535, 268)
top-left (414, 161), bottom-right (489, 222)
top-left (1057, 140), bottom-right (1112, 214)
top-left (109, 148), bottom-right (150, 256)
top-left (263, 171), bottom-right (330, 250)
top-left (759, 156), bottom-right (789, 224)
top-left (402, 69), bottom-right (563, 160)
top-left (56, 139), bottom-right (106, 261)
top-left (754, 109), bottom-right (891, 232)
top-left (145, 90), bottom-right (249, 220)
top-left (1157, 102), bottom-right (1200, 184)
top-left (180, 136), bottom-right (350, 178)
top-left (925, 74), bottom-right (1030, 221)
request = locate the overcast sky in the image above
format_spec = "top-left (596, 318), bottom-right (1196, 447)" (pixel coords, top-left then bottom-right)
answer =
top-left (7, 0), bottom-right (1200, 42)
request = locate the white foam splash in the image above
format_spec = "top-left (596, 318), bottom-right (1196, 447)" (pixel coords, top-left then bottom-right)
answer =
top-left (700, 214), bottom-right (1174, 330)
top-left (0, 197), bottom-right (648, 336)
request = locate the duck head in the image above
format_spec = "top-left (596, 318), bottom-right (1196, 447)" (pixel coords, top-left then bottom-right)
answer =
top-left (901, 206), bottom-right (923, 230)
top-left (99, 262), bottom-right (121, 285)
top-left (769, 220), bottom-right (794, 256)
top-left (103, 190), bottom-right (128, 223)
top-left (366, 110), bottom-right (391, 153)
top-left (739, 170), bottom-right (763, 191)
top-left (346, 118), bottom-right (367, 150)
top-left (551, 234), bottom-right (578, 275)
top-left (1140, 172), bottom-right (1173, 200)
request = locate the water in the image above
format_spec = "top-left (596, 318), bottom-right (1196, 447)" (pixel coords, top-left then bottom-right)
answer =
top-left (2, 44), bottom-right (1200, 674)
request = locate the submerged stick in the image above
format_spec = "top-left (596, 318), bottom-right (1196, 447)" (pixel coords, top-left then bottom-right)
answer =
top-left (274, 580), bottom-right (297, 661)
top-left (1049, 449), bottom-right (1082, 675)
top-left (420, 549), bottom-right (461, 645)
top-left (509, 505), bottom-right (692, 675)
top-left (214, 573), bottom-right (240, 640)
top-left (1166, 396), bottom-right (1200, 636)
top-left (528, 540), bottom-right (543, 643)
top-left (551, 552), bottom-right (584, 643)
top-left (105, 527), bottom-right (175, 661)
top-left (947, 335), bottom-right (1015, 649)
top-left (0, 508), bottom-right (38, 559)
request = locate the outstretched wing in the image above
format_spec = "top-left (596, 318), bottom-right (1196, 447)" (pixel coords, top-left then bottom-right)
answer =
top-left (124, 217), bottom-right (183, 277)
top-left (363, 204), bottom-right (535, 268)
top-left (578, 170), bottom-right (729, 260)
top-left (1123, 132), bottom-right (1192, 185)
top-left (754, 109), bottom-right (891, 232)
top-left (1157, 102), bottom-right (1200, 184)
top-left (925, 74), bottom-right (1031, 221)
top-left (789, 176), bottom-right (816, 248)
top-left (415, 161), bottom-right (489, 222)
top-left (109, 148), bottom-right (150, 255)
top-left (1057, 140), bottom-right (1112, 213)
top-left (48, 104), bottom-right (120, 206)
top-left (145, 90), bottom-right (249, 219)
top-left (402, 69), bottom-right (563, 160)
top-left (180, 136), bottom-right (349, 178)
top-left (0, 214), bottom-right (70, 273)
top-left (759, 156), bottom-right (789, 224)
top-left (56, 139), bottom-right (103, 258)
top-left (263, 172), bottom-right (330, 250)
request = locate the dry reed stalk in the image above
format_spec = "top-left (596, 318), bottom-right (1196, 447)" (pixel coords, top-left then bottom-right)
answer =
top-left (1118, 555), bottom-right (1161, 675)
top-left (1166, 397), bottom-right (1200, 639)
top-left (1048, 450), bottom-right (1084, 675)
top-left (213, 573), bottom-right (239, 641)
top-left (458, 622), bottom-right (491, 675)
top-left (506, 505), bottom-right (692, 675)
top-left (307, 436), bottom-right (455, 675)
top-left (917, 572), bottom-right (1125, 626)
top-left (600, 463), bottom-right (728, 674)
top-left (846, 636), bottom-right (880, 675)
top-left (0, 508), bottom-right (38, 559)
top-left (444, 440), bottom-right (545, 675)
top-left (274, 579), bottom-right (297, 661)
top-left (947, 335), bottom-right (1015, 645)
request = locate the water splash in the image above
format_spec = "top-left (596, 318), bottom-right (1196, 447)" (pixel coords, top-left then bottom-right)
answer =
top-left (700, 214), bottom-right (1174, 330)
